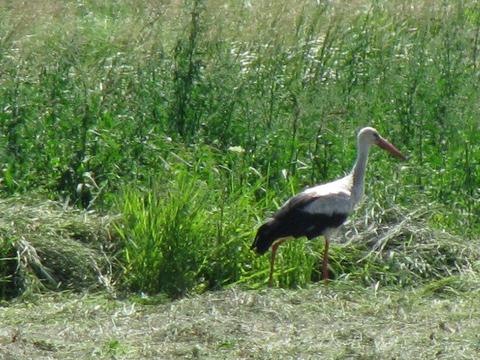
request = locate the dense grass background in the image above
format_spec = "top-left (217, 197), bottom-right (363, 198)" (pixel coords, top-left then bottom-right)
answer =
top-left (0, 0), bottom-right (478, 297)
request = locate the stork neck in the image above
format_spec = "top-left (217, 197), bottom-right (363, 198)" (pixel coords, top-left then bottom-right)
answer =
top-left (350, 140), bottom-right (371, 203)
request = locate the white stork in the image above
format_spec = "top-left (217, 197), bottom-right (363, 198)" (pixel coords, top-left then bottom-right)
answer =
top-left (251, 127), bottom-right (407, 287)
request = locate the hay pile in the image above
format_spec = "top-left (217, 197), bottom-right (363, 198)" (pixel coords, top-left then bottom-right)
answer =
top-left (0, 197), bottom-right (116, 298)
top-left (335, 204), bottom-right (479, 286)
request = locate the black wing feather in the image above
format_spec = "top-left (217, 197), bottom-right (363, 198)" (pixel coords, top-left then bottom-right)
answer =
top-left (251, 193), bottom-right (348, 254)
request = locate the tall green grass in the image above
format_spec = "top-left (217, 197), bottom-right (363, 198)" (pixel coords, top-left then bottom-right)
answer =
top-left (0, 237), bottom-right (17, 299)
top-left (115, 171), bottom-right (210, 296)
top-left (113, 146), bottom-right (263, 296)
top-left (0, 0), bottom-right (479, 296)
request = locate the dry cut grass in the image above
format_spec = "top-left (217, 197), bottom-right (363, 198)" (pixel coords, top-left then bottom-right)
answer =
top-left (0, 197), bottom-right (116, 297)
top-left (1, 283), bottom-right (480, 359)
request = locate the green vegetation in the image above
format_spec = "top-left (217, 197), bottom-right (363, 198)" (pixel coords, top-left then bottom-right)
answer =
top-left (0, 0), bottom-right (479, 299)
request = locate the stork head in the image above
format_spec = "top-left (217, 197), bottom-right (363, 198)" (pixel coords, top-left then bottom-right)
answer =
top-left (358, 127), bottom-right (407, 161)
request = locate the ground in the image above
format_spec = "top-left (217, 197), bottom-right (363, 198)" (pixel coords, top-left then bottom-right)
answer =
top-left (2, 284), bottom-right (479, 359)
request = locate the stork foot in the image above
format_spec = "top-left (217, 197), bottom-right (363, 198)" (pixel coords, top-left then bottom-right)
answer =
top-left (322, 236), bottom-right (330, 285)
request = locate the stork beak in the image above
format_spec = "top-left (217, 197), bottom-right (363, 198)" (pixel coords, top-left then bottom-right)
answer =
top-left (376, 137), bottom-right (407, 161)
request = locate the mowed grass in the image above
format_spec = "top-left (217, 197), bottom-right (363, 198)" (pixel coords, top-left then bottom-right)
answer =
top-left (1, 284), bottom-right (480, 359)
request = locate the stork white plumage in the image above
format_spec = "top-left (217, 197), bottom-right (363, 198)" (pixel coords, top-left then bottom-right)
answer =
top-left (251, 127), bottom-right (406, 287)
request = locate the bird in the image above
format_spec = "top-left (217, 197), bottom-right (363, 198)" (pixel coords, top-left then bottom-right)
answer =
top-left (251, 127), bottom-right (406, 287)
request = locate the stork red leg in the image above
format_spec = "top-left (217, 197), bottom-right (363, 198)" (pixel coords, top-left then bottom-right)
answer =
top-left (268, 238), bottom-right (288, 287)
top-left (322, 236), bottom-right (330, 285)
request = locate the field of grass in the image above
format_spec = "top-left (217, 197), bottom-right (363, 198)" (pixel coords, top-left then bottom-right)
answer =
top-left (0, 0), bottom-right (479, 317)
